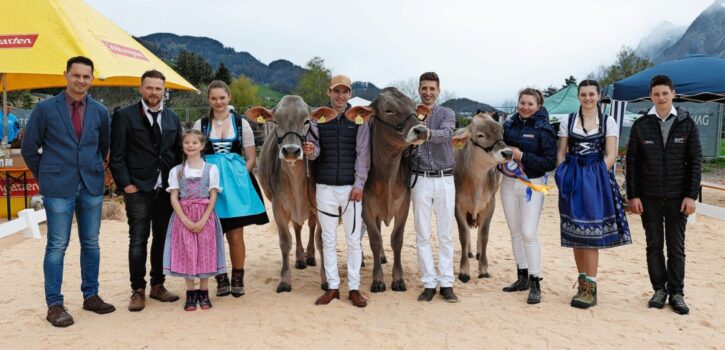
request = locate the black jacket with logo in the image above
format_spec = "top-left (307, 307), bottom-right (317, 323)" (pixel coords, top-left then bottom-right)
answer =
top-left (625, 107), bottom-right (701, 200)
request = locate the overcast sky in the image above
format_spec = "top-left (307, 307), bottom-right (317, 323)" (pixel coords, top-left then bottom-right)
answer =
top-left (86, 0), bottom-right (714, 105)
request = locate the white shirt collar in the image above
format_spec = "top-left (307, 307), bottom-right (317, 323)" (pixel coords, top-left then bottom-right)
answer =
top-left (141, 99), bottom-right (164, 114)
top-left (648, 105), bottom-right (677, 120)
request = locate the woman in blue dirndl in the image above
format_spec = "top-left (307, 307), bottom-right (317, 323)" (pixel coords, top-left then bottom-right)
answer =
top-left (193, 80), bottom-right (269, 299)
top-left (555, 80), bottom-right (631, 309)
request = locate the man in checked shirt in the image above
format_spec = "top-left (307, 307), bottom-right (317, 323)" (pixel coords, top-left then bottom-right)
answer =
top-left (411, 72), bottom-right (459, 303)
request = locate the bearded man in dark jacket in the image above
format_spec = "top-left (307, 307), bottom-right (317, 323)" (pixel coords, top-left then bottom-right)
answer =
top-left (626, 75), bottom-right (701, 316)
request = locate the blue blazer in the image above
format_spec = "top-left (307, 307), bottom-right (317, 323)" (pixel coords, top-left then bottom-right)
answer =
top-left (21, 92), bottom-right (111, 197)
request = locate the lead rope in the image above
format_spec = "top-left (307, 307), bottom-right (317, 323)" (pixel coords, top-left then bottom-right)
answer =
top-left (304, 154), bottom-right (355, 237)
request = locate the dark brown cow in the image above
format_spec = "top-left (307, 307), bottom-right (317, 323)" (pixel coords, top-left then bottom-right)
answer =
top-left (347, 87), bottom-right (430, 293)
top-left (451, 113), bottom-right (512, 282)
top-left (247, 96), bottom-right (337, 293)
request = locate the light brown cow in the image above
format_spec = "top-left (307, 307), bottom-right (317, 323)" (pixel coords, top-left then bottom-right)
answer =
top-left (451, 113), bottom-right (512, 282)
top-left (247, 96), bottom-right (337, 293)
top-left (347, 87), bottom-right (430, 293)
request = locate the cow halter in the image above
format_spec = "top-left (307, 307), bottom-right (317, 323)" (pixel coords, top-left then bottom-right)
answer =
top-left (270, 119), bottom-right (318, 145)
top-left (470, 138), bottom-right (505, 153)
top-left (375, 112), bottom-right (425, 135)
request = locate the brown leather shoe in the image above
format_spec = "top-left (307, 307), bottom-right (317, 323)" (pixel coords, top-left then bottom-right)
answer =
top-left (82, 295), bottom-right (116, 314)
top-left (150, 284), bottom-right (179, 302)
top-left (349, 290), bottom-right (367, 308)
top-left (315, 289), bottom-right (340, 305)
top-left (46, 305), bottom-right (74, 327)
top-left (128, 288), bottom-right (145, 312)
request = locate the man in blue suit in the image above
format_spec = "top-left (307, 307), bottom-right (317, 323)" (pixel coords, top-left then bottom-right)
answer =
top-left (22, 56), bottom-right (115, 328)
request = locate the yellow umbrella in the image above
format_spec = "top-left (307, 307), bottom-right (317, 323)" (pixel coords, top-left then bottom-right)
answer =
top-left (0, 0), bottom-right (197, 144)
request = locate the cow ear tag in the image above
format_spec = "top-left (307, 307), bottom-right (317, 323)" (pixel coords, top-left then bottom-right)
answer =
top-left (418, 114), bottom-right (426, 121)
top-left (355, 114), bottom-right (364, 125)
top-left (257, 115), bottom-right (265, 124)
top-left (318, 116), bottom-right (326, 123)
top-left (455, 141), bottom-right (465, 149)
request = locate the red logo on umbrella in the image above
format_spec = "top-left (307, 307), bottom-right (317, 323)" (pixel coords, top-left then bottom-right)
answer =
top-left (102, 40), bottom-right (149, 61)
top-left (0, 34), bottom-right (39, 49)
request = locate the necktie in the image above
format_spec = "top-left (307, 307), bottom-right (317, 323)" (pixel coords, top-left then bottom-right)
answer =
top-left (148, 110), bottom-right (162, 145)
top-left (71, 101), bottom-right (82, 139)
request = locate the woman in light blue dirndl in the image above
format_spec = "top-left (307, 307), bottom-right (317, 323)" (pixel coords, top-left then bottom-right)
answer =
top-left (193, 81), bottom-right (269, 299)
top-left (555, 80), bottom-right (631, 309)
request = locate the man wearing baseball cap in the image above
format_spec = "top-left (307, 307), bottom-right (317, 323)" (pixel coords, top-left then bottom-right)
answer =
top-left (302, 75), bottom-right (370, 307)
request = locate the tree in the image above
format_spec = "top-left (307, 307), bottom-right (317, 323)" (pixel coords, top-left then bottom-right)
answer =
top-left (174, 50), bottom-right (214, 87)
top-left (501, 98), bottom-right (517, 114)
top-left (214, 62), bottom-right (232, 85)
top-left (439, 89), bottom-right (457, 104)
top-left (389, 77), bottom-right (420, 103)
top-left (591, 46), bottom-right (653, 87)
top-left (7, 90), bottom-right (35, 109)
top-left (564, 75), bottom-right (577, 87)
top-left (230, 75), bottom-right (261, 111)
top-left (543, 85), bottom-right (559, 97)
top-left (293, 57), bottom-right (330, 107)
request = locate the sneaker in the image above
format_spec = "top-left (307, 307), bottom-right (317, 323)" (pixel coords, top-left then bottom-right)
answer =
top-left (439, 287), bottom-right (460, 303)
top-left (184, 290), bottom-right (198, 311)
top-left (82, 295), bottom-right (116, 314)
top-left (417, 288), bottom-right (436, 302)
top-left (648, 289), bottom-right (667, 309)
top-left (669, 294), bottom-right (689, 315)
top-left (215, 273), bottom-right (231, 297)
top-left (571, 278), bottom-right (597, 309)
top-left (198, 290), bottom-right (212, 310)
top-left (46, 304), bottom-right (74, 328)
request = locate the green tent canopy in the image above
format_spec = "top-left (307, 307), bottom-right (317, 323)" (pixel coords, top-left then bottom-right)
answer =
top-left (543, 83), bottom-right (580, 122)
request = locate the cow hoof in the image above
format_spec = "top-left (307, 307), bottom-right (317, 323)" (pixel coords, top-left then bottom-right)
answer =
top-left (360, 260), bottom-right (365, 268)
top-left (478, 273), bottom-right (491, 278)
top-left (391, 280), bottom-right (407, 292)
top-left (458, 274), bottom-right (471, 283)
top-left (294, 260), bottom-right (307, 270)
top-left (321, 282), bottom-right (329, 291)
top-left (370, 281), bottom-right (386, 293)
top-left (476, 253), bottom-right (481, 261)
top-left (380, 256), bottom-right (388, 265)
top-left (276, 282), bottom-right (292, 293)
top-left (467, 252), bottom-right (474, 258)
top-left (305, 257), bottom-right (317, 267)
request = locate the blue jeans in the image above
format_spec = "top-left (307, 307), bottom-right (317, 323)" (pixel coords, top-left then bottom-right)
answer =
top-left (43, 182), bottom-right (104, 307)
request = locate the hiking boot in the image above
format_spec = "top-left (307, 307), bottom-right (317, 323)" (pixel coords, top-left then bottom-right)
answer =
top-left (184, 290), bottom-right (198, 311)
top-left (648, 289), bottom-right (667, 309)
top-left (198, 290), bottom-right (212, 310)
top-left (82, 295), bottom-right (116, 314)
top-left (349, 290), bottom-right (367, 308)
top-left (215, 273), bottom-right (231, 297)
top-left (150, 284), bottom-right (179, 302)
top-left (669, 294), bottom-right (689, 315)
top-left (128, 288), bottom-right (145, 312)
top-left (46, 305), bottom-right (74, 328)
top-left (417, 288), bottom-right (436, 302)
top-left (570, 274), bottom-right (586, 306)
top-left (572, 278), bottom-right (597, 309)
top-left (231, 269), bottom-right (245, 298)
top-left (527, 276), bottom-right (542, 304)
top-left (439, 287), bottom-right (460, 303)
top-left (502, 267), bottom-right (530, 292)
top-left (315, 289), bottom-right (340, 305)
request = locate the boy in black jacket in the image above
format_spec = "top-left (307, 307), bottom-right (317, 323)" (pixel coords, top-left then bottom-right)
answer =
top-left (626, 75), bottom-right (701, 315)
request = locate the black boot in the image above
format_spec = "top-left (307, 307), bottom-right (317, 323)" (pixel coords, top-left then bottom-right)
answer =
top-left (502, 267), bottom-right (530, 292)
top-left (215, 273), bottom-right (231, 297)
top-left (231, 269), bottom-right (245, 298)
top-left (527, 276), bottom-right (542, 304)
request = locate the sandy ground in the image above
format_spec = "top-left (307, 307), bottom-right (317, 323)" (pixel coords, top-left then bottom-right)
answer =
top-left (1, 187), bottom-right (724, 350)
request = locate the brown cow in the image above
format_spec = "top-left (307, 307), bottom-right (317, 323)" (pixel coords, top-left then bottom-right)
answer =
top-left (247, 96), bottom-right (337, 293)
top-left (451, 113), bottom-right (512, 282)
top-left (347, 87), bottom-right (431, 293)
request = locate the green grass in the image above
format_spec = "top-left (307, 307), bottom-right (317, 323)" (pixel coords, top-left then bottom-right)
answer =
top-left (703, 157), bottom-right (725, 173)
top-left (721, 139), bottom-right (725, 156)
top-left (257, 85), bottom-right (284, 100)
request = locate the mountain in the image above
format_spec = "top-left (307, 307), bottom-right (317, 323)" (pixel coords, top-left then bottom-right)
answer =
top-left (351, 81), bottom-right (381, 101)
top-left (136, 33), bottom-right (305, 92)
top-left (442, 98), bottom-right (500, 115)
top-left (635, 22), bottom-right (686, 61)
top-left (654, 0), bottom-right (725, 62)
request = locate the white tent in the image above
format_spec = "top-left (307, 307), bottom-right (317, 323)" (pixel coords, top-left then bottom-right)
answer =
top-left (349, 96), bottom-right (371, 107)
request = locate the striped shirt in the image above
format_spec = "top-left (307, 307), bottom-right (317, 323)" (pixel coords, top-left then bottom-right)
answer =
top-left (412, 104), bottom-right (456, 171)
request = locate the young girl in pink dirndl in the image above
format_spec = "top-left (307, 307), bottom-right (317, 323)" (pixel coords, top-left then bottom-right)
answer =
top-left (163, 130), bottom-right (226, 311)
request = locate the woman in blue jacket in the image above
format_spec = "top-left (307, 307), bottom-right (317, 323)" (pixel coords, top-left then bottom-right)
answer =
top-left (500, 88), bottom-right (557, 304)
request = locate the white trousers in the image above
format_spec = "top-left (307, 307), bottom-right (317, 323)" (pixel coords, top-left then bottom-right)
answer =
top-left (317, 184), bottom-right (363, 290)
top-left (500, 176), bottom-right (545, 276)
top-left (412, 176), bottom-right (456, 288)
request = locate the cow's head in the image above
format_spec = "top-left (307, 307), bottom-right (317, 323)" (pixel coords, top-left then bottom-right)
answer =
top-left (452, 113), bottom-right (512, 163)
top-left (246, 95), bottom-right (337, 164)
top-left (344, 87), bottom-right (430, 145)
